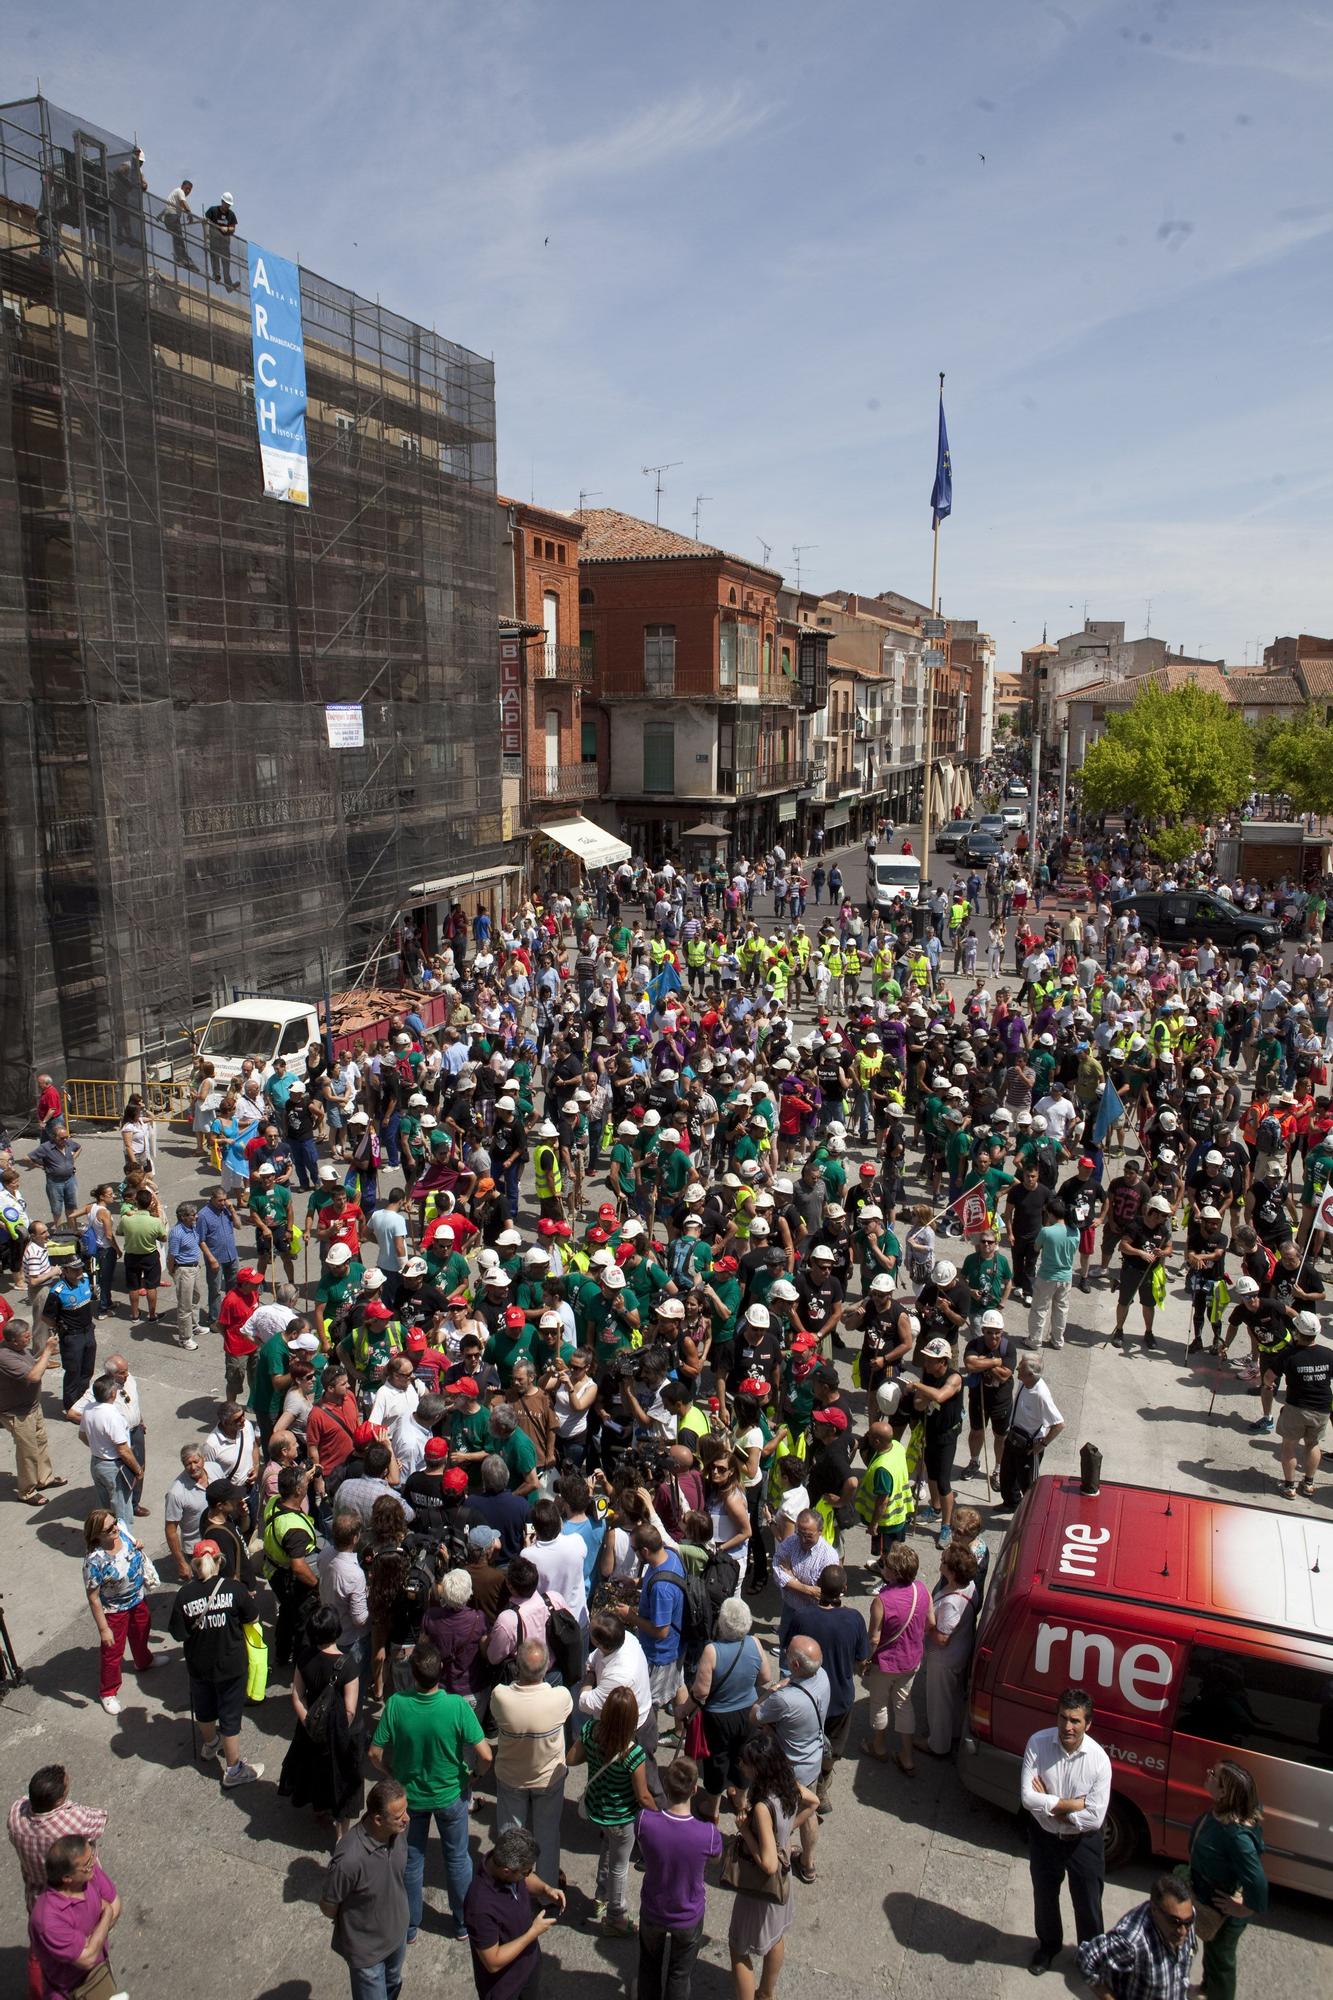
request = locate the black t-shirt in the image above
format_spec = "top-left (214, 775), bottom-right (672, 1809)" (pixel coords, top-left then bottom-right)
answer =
top-left (963, 1335), bottom-right (1015, 1403)
top-left (1276, 1342), bottom-right (1333, 1411)
top-left (168, 1576), bottom-right (256, 1681)
top-left (795, 1271), bottom-right (843, 1331)
top-left (922, 1372), bottom-right (964, 1436)
top-left (1123, 1217), bottom-right (1171, 1263)
top-left (1058, 1176), bottom-right (1103, 1230)
top-left (807, 1441), bottom-right (851, 1505)
top-left (737, 1328), bottom-right (782, 1385)
top-left (470, 1490), bottom-right (532, 1563)
top-left (1251, 1184), bottom-right (1293, 1246)
top-left (1008, 1183), bottom-right (1047, 1242)
top-left (1268, 1265), bottom-right (1324, 1316)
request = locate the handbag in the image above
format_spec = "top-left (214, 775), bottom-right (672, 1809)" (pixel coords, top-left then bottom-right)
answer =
top-left (718, 1827), bottom-right (790, 1903)
top-left (71, 1962), bottom-right (117, 2000)
top-left (684, 1706), bottom-right (708, 1759)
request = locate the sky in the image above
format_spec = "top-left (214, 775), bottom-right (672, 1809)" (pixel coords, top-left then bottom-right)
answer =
top-left (8, 0), bottom-right (1333, 670)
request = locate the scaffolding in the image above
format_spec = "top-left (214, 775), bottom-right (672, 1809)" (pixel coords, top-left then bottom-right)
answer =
top-left (0, 96), bottom-right (503, 1112)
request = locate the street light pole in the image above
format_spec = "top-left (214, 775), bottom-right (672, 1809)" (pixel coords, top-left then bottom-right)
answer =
top-left (1058, 717), bottom-right (1070, 841)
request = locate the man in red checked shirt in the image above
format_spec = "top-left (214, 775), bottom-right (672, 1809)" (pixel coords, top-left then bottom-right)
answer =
top-left (217, 1267), bottom-right (264, 1402)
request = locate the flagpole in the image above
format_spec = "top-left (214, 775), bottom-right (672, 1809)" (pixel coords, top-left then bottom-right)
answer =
top-left (920, 372), bottom-right (945, 907)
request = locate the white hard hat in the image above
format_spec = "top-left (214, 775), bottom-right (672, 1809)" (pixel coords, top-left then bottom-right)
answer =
top-left (876, 1380), bottom-right (904, 1416)
top-left (932, 1259), bottom-right (957, 1285)
top-left (980, 1308), bottom-right (1006, 1330)
top-left (745, 1303), bottom-right (771, 1328)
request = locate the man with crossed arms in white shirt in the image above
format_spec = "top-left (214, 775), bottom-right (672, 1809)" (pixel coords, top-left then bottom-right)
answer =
top-left (1021, 1686), bottom-right (1112, 1976)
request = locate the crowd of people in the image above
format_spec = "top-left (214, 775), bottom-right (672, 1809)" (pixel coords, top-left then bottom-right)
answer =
top-left (3, 753), bottom-right (1317, 2000)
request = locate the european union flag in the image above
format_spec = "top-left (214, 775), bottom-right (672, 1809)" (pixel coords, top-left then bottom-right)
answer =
top-left (1092, 1079), bottom-right (1125, 1147)
top-left (930, 391), bottom-right (952, 527)
top-left (648, 961), bottom-right (683, 1009)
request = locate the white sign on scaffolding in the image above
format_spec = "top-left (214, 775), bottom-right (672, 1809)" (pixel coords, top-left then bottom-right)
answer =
top-left (325, 704), bottom-right (365, 748)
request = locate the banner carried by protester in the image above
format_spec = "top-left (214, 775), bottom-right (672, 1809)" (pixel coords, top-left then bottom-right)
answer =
top-left (937, 1184), bottom-right (989, 1238)
top-left (247, 242), bottom-right (309, 506)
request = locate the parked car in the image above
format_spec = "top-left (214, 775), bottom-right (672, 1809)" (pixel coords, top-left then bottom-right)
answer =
top-left (935, 818), bottom-right (977, 856)
top-left (958, 830), bottom-right (1003, 865)
top-left (1110, 890), bottom-right (1280, 949)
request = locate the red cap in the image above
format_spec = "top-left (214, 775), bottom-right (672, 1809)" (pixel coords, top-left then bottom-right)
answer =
top-left (598, 1203), bottom-right (617, 1222)
top-left (446, 1376), bottom-right (479, 1398)
top-left (353, 1421), bottom-right (378, 1447)
top-left (363, 1301), bottom-right (392, 1322)
top-left (447, 1292), bottom-right (470, 1308)
top-left (790, 1331), bottom-right (818, 1352)
top-left (538, 1218), bottom-right (558, 1236)
top-left (424, 1436), bottom-right (451, 1462)
top-left (405, 1327), bottom-right (427, 1351)
top-left (587, 1226), bottom-right (608, 1245)
top-left (192, 1538), bottom-right (222, 1560)
top-left (737, 1377), bottom-right (770, 1398)
top-left (713, 1255), bottom-right (738, 1276)
top-left (812, 1404), bottom-right (849, 1431)
top-left (236, 1267), bottom-right (263, 1286)
top-left (860, 1162), bottom-right (877, 1178)
top-left (1078, 1156), bottom-right (1095, 1170)
top-left (442, 1467), bottom-right (469, 1495)
top-left (503, 1305), bottom-right (527, 1329)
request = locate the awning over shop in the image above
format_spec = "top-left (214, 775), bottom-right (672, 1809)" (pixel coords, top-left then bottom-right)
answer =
top-left (683, 821), bottom-right (731, 838)
top-left (824, 802), bottom-right (852, 831)
top-left (777, 798), bottom-right (797, 822)
top-left (537, 816), bottom-right (632, 869)
top-left (406, 863), bottom-right (519, 901)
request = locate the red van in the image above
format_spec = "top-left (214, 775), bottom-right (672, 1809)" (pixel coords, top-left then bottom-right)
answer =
top-left (959, 1474), bottom-right (1333, 1897)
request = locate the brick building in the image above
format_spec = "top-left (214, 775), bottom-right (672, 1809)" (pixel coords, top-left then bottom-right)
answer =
top-left (575, 509), bottom-right (808, 860)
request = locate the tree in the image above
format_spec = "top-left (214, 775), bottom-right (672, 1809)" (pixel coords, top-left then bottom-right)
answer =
top-left (1079, 680), bottom-right (1252, 825)
top-left (1254, 707), bottom-right (1333, 816)
top-left (1148, 821), bottom-right (1204, 866)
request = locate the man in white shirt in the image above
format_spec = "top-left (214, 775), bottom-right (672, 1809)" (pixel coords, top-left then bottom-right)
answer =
top-left (528, 1495), bottom-right (589, 1629)
top-left (67, 1351), bottom-right (147, 1515)
top-left (999, 1356), bottom-right (1064, 1509)
top-left (1021, 1687), bottom-right (1112, 1974)
top-left (579, 1611), bottom-right (653, 1731)
top-left (367, 1356), bottom-right (422, 1472)
top-left (1035, 1085), bottom-right (1077, 1149)
top-left (74, 1373), bottom-right (142, 1531)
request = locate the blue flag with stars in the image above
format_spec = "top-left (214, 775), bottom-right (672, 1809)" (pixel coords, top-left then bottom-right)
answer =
top-left (930, 391), bottom-right (952, 526)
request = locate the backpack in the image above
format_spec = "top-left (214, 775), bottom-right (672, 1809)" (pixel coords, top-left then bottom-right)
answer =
top-left (537, 1591), bottom-right (584, 1687)
top-left (1256, 1115), bottom-right (1283, 1154)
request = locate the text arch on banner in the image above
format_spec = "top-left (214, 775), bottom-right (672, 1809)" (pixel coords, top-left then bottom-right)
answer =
top-left (248, 242), bottom-right (310, 506)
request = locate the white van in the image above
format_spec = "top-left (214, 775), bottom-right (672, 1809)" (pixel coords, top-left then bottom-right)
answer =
top-left (871, 854), bottom-right (923, 911)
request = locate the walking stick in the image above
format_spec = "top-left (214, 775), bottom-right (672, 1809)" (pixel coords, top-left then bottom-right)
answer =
top-left (979, 1413), bottom-right (992, 1494)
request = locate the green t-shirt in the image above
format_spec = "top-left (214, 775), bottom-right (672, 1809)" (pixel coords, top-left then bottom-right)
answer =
top-left (249, 1186), bottom-right (292, 1234)
top-left (497, 1425), bottom-right (538, 1488)
top-left (962, 1250), bottom-right (1011, 1306)
top-left (121, 1210), bottom-right (167, 1257)
top-left (371, 1688), bottom-right (484, 1810)
top-left (249, 1331), bottom-right (295, 1422)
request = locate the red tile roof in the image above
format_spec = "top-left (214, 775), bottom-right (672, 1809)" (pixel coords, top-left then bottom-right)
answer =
top-left (1296, 659), bottom-right (1333, 701)
top-left (577, 508), bottom-right (781, 578)
top-left (1222, 673), bottom-right (1302, 706)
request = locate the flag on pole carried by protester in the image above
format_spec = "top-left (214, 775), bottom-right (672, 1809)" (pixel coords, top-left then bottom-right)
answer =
top-left (1092, 1079), bottom-right (1125, 1147)
top-left (936, 1184), bottom-right (989, 1237)
top-left (647, 959), bottom-right (683, 1009)
top-left (1318, 1187), bottom-right (1333, 1234)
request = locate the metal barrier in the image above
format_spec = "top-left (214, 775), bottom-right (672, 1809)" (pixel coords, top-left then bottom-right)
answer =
top-left (63, 1079), bottom-right (125, 1124)
top-left (63, 1078), bottom-right (195, 1125)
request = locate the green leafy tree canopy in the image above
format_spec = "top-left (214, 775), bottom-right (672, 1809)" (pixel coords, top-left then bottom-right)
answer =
top-left (1255, 708), bottom-right (1333, 816)
top-left (1079, 680), bottom-right (1252, 823)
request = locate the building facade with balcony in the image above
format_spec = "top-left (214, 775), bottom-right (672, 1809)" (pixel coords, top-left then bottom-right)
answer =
top-left (576, 510), bottom-right (807, 861)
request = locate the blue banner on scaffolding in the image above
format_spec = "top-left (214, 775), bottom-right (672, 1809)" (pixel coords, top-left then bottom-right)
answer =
top-left (247, 242), bottom-right (309, 506)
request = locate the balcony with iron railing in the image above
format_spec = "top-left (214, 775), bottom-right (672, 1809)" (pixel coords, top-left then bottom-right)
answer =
top-left (532, 641), bottom-right (591, 685)
top-left (718, 759), bottom-right (809, 796)
top-left (526, 763), bottom-right (601, 804)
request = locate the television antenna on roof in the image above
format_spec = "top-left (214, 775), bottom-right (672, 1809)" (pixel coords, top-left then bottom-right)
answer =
top-left (693, 494), bottom-right (713, 540)
top-left (792, 544), bottom-right (819, 592)
top-left (757, 536), bottom-right (772, 565)
top-left (641, 461), bottom-right (681, 525)
top-left (577, 489), bottom-right (602, 518)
